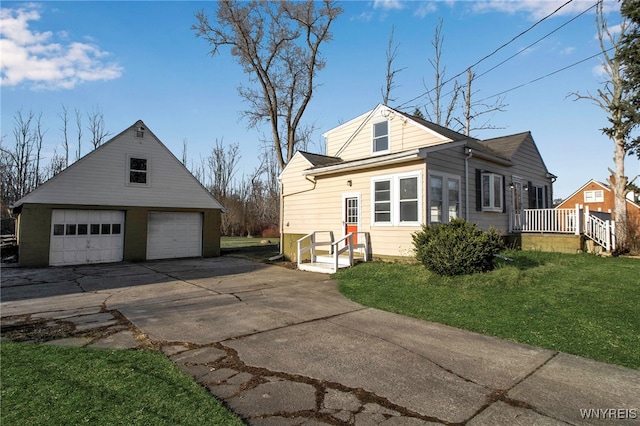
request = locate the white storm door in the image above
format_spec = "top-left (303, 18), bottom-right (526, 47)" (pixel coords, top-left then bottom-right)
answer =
top-left (146, 212), bottom-right (202, 260)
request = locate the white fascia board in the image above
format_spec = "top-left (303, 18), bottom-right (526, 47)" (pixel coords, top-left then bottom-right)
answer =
top-left (303, 148), bottom-right (423, 177)
top-left (321, 105), bottom-right (381, 138)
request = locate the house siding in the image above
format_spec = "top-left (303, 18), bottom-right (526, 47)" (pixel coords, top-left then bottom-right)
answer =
top-left (282, 107), bottom-right (554, 262)
top-left (281, 161), bottom-right (426, 261)
top-left (326, 107), bottom-right (451, 161)
top-left (16, 125), bottom-right (222, 210)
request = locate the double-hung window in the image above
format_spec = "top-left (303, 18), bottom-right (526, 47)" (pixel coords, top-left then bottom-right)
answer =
top-left (128, 157), bottom-right (148, 185)
top-left (372, 120), bottom-right (389, 154)
top-left (584, 190), bottom-right (604, 203)
top-left (373, 180), bottom-right (391, 223)
top-left (481, 172), bottom-right (503, 212)
top-left (429, 173), bottom-right (461, 223)
top-left (372, 172), bottom-right (421, 226)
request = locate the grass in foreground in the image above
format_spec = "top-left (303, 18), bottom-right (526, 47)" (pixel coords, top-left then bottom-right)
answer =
top-left (0, 342), bottom-right (244, 426)
top-left (334, 250), bottom-right (640, 370)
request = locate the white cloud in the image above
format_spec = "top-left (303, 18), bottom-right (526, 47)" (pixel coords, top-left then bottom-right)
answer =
top-left (373, 0), bottom-right (404, 11)
top-left (0, 5), bottom-right (122, 90)
top-left (414, 2), bottom-right (438, 19)
top-left (469, 0), bottom-right (616, 21)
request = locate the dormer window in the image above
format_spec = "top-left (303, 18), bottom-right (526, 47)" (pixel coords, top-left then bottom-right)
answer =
top-left (129, 157), bottom-right (148, 185)
top-left (372, 120), bottom-right (389, 153)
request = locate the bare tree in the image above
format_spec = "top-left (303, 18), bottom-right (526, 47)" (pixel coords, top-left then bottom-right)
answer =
top-left (33, 112), bottom-right (46, 187)
top-left (193, 0), bottom-right (342, 170)
top-left (569, 1), bottom-right (632, 249)
top-left (87, 106), bottom-right (110, 149)
top-left (381, 25), bottom-right (406, 105)
top-left (75, 108), bottom-right (83, 160)
top-left (58, 104), bottom-right (70, 167)
top-left (457, 68), bottom-right (508, 136)
top-left (1, 110), bottom-right (37, 203)
top-left (422, 18), bottom-right (460, 128)
top-left (206, 138), bottom-right (240, 200)
top-left (181, 139), bottom-right (188, 166)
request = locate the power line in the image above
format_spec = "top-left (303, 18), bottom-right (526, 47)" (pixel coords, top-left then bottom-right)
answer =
top-left (397, 0), bottom-right (575, 109)
top-left (474, 2), bottom-right (597, 81)
top-left (476, 46), bottom-right (615, 103)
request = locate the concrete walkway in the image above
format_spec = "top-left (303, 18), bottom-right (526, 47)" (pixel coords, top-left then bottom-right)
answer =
top-left (1, 257), bottom-right (638, 425)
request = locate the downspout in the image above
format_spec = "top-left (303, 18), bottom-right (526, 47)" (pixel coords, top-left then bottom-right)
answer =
top-left (465, 147), bottom-right (473, 220)
top-left (279, 176), bottom-right (317, 255)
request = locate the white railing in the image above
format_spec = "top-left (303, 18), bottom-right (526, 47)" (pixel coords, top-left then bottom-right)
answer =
top-left (510, 206), bottom-right (580, 234)
top-left (585, 213), bottom-right (616, 252)
top-left (297, 231), bottom-right (370, 272)
top-left (296, 231), bottom-right (335, 268)
top-left (510, 204), bottom-right (616, 251)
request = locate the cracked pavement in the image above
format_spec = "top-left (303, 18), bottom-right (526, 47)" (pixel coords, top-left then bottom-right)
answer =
top-left (2, 257), bottom-right (639, 425)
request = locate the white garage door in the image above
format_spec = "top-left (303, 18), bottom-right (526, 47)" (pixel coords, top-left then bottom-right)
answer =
top-left (50, 210), bottom-right (125, 266)
top-left (147, 212), bottom-right (202, 260)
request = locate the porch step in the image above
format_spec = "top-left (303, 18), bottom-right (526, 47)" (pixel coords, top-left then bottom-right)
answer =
top-left (298, 262), bottom-right (341, 274)
top-left (298, 255), bottom-right (366, 274)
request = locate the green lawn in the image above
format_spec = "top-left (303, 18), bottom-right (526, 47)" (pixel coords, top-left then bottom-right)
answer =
top-left (334, 250), bottom-right (640, 370)
top-left (0, 342), bottom-right (244, 426)
top-left (221, 236), bottom-right (279, 248)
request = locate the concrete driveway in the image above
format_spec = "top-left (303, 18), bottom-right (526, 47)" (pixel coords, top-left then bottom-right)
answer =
top-left (1, 257), bottom-right (639, 425)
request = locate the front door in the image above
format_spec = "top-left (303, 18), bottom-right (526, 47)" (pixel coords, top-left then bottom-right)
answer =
top-left (345, 196), bottom-right (359, 245)
top-left (511, 180), bottom-right (524, 229)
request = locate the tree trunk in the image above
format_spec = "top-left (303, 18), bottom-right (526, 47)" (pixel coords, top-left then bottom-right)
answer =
top-left (611, 135), bottom-right (628, 249)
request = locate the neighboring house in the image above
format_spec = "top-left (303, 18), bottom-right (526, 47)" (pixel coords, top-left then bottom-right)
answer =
top-left (12, 120), bottom-right (224, 267)
top-left (279, 104), bottom-right (556, 261)
top-left (556, 178), bottom-right (640, 232)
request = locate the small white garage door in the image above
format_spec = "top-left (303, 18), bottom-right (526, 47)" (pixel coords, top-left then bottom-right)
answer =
top-left (50, 210), bottom-right (125, 266)
top-left (146, 212), bottom-right (202, 260)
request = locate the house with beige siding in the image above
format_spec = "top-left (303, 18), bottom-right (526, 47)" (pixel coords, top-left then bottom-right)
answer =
top-left (279, 104), bottom-right (555, 265)
top-left (12, 120), bottom-right (224, 267)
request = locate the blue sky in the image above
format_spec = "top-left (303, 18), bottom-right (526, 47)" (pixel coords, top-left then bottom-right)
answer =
top-left (1, 0), bottom-right (639, 199)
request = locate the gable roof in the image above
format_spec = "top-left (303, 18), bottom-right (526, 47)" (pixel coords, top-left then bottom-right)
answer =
top-left (394, 109), bottom-right (471, 142)
top-left (13, 120), bottom-right (224, 211)
top-left (479, 131), bottom-right (530, 159)
top-left (556, 178), bottom-right (640, 210)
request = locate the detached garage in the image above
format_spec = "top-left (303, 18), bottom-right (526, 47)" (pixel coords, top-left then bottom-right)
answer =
top-left (12, 120), bottom-right (225, 267)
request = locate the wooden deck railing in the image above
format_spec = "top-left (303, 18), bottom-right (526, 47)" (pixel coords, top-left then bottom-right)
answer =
top-left (510, 204), bottom-right (615, 251)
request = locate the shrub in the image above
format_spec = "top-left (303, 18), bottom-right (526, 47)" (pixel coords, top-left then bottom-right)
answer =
top-left (412, 218), bottom-right (504, 276)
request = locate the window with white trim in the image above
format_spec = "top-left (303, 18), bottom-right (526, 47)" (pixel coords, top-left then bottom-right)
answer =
top-left (373, 180), bottom-right (391, 223)
top-left (372, 172), bottom-right (421, 226)
top-left (128, 157), bottom-right (148, 185)
top-left (429, 173), bottom-right (461, 223)
top-left (584, 190), bottom-right (604, 203)
top-left (481, 172), bottom-right (503, 212)
top-left (372, 120), bottom-right (389, 153)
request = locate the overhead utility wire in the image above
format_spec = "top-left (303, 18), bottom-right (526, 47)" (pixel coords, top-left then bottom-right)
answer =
top-left (476, 46), bottom-right (615, 103)
top-left (397, 0), bottom-right (575, 109)
top-left (474, 1), bottom-right (597, 81)
top-left (431, 1), bottom-right (598, 104)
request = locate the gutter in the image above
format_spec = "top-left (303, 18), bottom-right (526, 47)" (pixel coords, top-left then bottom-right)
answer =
top-left (279, 175), bottom-right (317, 255)
top-left (303, 149), bottom-right (424, 177)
